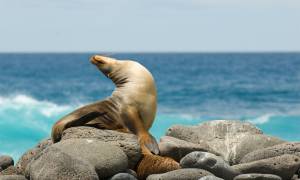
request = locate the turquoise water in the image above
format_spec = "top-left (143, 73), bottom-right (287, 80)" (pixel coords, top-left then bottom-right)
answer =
top-left (0, 53), bottom-right (300, 160)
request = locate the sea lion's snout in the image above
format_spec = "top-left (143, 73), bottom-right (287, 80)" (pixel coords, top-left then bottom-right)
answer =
top-left (90, 55), bottom-right (106, 66)
top-left (90, 55), bottom-right (116, 77)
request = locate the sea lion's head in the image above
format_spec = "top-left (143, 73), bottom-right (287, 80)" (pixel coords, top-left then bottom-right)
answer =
top-left (90, 55), bottom-right (119, 77)
top-left (90, 55), bottom-right (154, 88)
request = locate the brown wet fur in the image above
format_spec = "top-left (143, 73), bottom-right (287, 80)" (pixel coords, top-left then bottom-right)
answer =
top-left (136, 154), bottom-right (181, 180)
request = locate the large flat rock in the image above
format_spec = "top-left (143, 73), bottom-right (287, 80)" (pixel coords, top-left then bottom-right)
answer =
top-left (61, 126), bottom-right (141, 168)
top-left (233, 173), bottom-right (282, 180)
top-left (146, 168), bottom-right (213, 180)
top-left (232, 154), bottom-right (300, 180)
top-left (166, 120), bottom-right (285, 164)
top-left (27, 139), bottom-right (128, 179)
top-left (241, 142), bottom-right (300, 163)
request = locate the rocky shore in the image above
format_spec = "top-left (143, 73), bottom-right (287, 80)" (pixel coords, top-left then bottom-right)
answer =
top-left (1, 120), bottom-right (300, 180)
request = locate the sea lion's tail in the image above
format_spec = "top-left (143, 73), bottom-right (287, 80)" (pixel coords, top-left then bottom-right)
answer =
top-left (136, 154), bottom-right (180, 180)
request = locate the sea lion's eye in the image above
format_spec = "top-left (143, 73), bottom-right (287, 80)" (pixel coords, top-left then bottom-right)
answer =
top-left (98, 60), bottom-right (105, 64)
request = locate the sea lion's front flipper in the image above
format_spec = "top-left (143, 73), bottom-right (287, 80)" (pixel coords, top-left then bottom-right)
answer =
top-left (124, 107), bottom-right (160, 155)
top-left (51, 111), bottom-right (104, 143)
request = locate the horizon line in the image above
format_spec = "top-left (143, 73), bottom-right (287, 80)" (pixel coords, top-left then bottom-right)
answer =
top-left (0, 51), bottom-right (300, 54)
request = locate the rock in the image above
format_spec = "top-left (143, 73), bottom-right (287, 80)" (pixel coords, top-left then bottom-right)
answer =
top-left (16, 138), bottom-right (52, 174)
top-left (233, 173), bottom-right (282, 180)
top-left (126, 169), bottom-right (137, 178)
top-left (232, 154), bottom-right (300, 180)
top-left (27, 147), bottom-right (99, 180)
top-left (229, 134), bottom-right (284, 164)
top-left (61, 127), bottom-right (141, 168)
top-left (291, 175), bottom-right (300, 180)
top-left (0, 156), bottom-right (14, 171)
top-left (146, 168), bottom-right (213, 180)
top-left (0, 175), bottom-right (27, 180)
top-left (109, 173), bottom-right (137, 180)
top-left (0, 166), bottom-right (20, 176)
top-left (240, 142), bottom-right (300, 163)
top-left (166, 120), bottom-right (285, 164)
top-left (159, 136), bottom-right (219, 161)
top-left (180, 151), bottom-right (240, 180)
top-left (27, 139), bottom-right (128, 179)
top-left (199, 175), bottom-right (224, 180)
top-left (54, 139), bottom-right (128, 178)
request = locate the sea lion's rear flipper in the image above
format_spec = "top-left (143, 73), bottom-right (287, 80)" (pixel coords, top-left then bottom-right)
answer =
top-left (138, 133), bottom-right (160, 155)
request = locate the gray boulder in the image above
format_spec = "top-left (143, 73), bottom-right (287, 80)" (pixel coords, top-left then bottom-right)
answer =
top-left (228, 134), bottom-right (284, 164)
top-left (159, 136), bottom-right (219, 161)
top-left (146, 168), bottom-right (213, 180)
top-left (233, 173), bottom-right (282, 180)
top-left (27, 139), bottom-right (128, 179)
top-left (125, 169), bottom-right (137, 178)
top-left (109, 173), bottom-right (137, 180)
top-left (180, 151), bottom-right (239, 180)
top-left (240, 142), bottom-right (300, 163)
top-left (232, 154), bottom-right (300, 180)
top-left (61, 127), bottom-right (141, 168)
top-left (27, 147), bottom-right (99, 180)
top-left (0, 166), bottom-right (20, 176)
top-left (16, 138), bottom-right (52, 174)
top-left (166, 120), bottom-right (285, 164)
top-left (199, 175), bottom-right (224, 180)
top-left (0, 156), bottom-right (14, 171)
top-left (0, 175), bottom-right (27, 180)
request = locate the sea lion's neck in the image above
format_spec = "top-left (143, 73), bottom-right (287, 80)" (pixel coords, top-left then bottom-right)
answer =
top-left (109, 69), bottom-right (130, 88)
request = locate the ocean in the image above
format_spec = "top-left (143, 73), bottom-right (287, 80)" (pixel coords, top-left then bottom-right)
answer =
top-left (1, 53), bottom-right (300, 161)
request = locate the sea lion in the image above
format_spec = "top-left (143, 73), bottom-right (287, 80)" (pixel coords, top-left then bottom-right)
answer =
top-left (51, 55), bottom-right (159, 154)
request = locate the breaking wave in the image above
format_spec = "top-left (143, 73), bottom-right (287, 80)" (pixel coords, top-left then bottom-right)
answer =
top-left (1, 94), bottom-right (300, 161)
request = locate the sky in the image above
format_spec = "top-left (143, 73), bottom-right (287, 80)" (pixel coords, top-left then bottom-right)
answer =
top-left (0, 0), bottom-right (300, 52)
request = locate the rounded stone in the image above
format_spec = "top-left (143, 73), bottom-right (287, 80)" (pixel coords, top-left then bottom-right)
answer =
top-left (240, 142), bottom-right (300, 163)
top-left (228, 134), bottom-right (284, 165)
top-left (146, 168), bottom-right (213, 180)
top-left (180, 151), bottom-right (239, 180)
top-left (0, 156), bottom-right (14, 171)
top-left (109, 173), bottom-right (137, 180)
top-left (27, 147), bottom-right (99, 180)
top-left (26, 147), bottom-right (99, 180)
top-left (16, 138), bottom-right (52, 174)
top-left (0, 175), bottom-right (27, 180)
top-left (233, 173), bottom-right (282, 180)
top-left (159, 136), bottom-right (219, 162)
top-left (51, 138), bottom-right (128, 178)
top-left (199, 175), bottom-right (224, 180)
top-left (232, 154), bottom-right (300, 180)
top-left (61, 127), bottom-right (141, 169)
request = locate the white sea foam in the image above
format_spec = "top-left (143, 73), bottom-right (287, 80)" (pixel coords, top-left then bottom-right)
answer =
top-left (0, 94), bottom-right (75, 133)
top-left (247, 113), bottom-right (274, 124)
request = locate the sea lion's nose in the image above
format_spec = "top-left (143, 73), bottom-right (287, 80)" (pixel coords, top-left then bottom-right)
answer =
top-left (90, 55), bottom-right (102, 65)
top-left (90, 56), bottom-right (97, 65)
